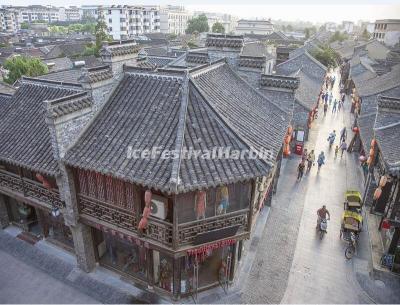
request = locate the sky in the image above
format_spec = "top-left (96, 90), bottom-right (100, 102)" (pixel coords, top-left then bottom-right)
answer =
top-left (2, 0), bottom-right (400, 23)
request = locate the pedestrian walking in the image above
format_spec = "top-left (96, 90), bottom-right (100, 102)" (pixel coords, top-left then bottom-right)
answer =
top-left (324, 92), bottom-right (329, 103)
top-left (338, 100), bottom-right (342, 112)
top-left (332, 100), bottom-right (338, 113)
top-left (335, 145), bottom-right (339, 158)
top-left (324, 103), bottom-right (328, 116)
top-left (340, 127), bottom-right (347, 143)
top-left (317, 151), bottom-right (325, 171)
top-left (307, 150), bottom-right (315, 172)
top-left (340, 141), bottom-right (347, 157)
top-left (297, 161), bottom-right (305, 180)
top-left (302, 148), bottom-right (308, 163)
top-left (329, 93), bottom-right (333, 106)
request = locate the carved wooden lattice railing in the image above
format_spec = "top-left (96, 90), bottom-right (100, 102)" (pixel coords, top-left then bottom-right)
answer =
top-left (78, 194), bottom-right (173, 247)
top-left (0, 169), bottom-right (64, 209)
top-left (178, 209), bottom-right (249, 246)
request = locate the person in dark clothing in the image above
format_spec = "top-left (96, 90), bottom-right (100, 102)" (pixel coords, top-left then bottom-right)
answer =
top-left (297, 162), bottom-right (305, 180)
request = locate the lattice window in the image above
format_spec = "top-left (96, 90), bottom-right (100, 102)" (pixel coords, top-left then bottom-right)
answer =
top-left (114, 179), bottom-right (125, 208)
top-left (105, 175), bottom-right (115, 204)
top-left (96, 172), bottom-right (106, 201)
top-left (125, 182), bottom-right (135, 211)
top-left (87, 171), bottom-right (97, 198)
top-left (77, 169), bottom-right (88, 195)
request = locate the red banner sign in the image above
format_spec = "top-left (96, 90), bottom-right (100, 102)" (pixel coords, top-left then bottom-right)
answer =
top-left (187, 239), bottom-right (236, 256)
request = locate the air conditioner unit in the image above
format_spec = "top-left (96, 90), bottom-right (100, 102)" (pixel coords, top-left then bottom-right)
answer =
top-left (150, 194), bottom-right (168, 220)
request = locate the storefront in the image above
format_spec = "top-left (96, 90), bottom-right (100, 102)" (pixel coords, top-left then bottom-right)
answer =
top-left (3, 195), bottom-right (73, 250)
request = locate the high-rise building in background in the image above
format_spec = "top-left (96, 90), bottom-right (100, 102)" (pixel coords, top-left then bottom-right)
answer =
top-left (159, 5), bottom-right (191, 35)
top-left (374, 19), bottom-right (400, 47)
top-left (0, 8), bottom-right (20, 33)
top-left (98, 5), bottom-right (160, 40)
top-left (235, 19), bottom-right (274, 35)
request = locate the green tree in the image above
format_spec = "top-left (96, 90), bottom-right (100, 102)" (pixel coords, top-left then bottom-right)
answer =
top-left (95, 18), bottom-right (110, 49)
top-left (329, 31), bottom-right (349, 43)
top-left (4, 56), bottom-right (48, 84)
top-left (311, 46), bottom-right (341, 68)
top-left (20, 22), bottom-right (29, 30)
top-left (212, 22), bottom-right (225, 34)
top-left (186, 14), bottom-right (209, 34)
top-left (362, 29), bottom-right (371, 40)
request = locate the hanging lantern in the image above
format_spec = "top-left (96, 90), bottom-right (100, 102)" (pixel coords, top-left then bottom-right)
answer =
top-left (287, 125), bottom-right (293, 134)
top-left (367, 156), bottom-right (372, 165)
top-left (371, 139), bottom-right (376, 147)
top-left (373, 187), bottom-right (382, 200)
top-left (352, 127), bottom-right (359, 133)
top-left (381, 219), bottom-right (391, 230)
top-left (379, 176), bottom-right (388, 188)
top-left (284, 135), bottom-right (291, 144)
top-left (359, 155), bottom-right (367, 162)
top-left (36, 173), bottom-right (52, 189)
top-left (369, 148), bottom-right (374, 157)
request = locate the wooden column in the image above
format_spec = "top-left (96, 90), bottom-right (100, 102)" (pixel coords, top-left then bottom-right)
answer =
top-left (0, 194), bottom-right (10, 229)
top-left (247, 180), bottom-right (256, 231)
top-left (172, 256), bottom-right (181, 300)
top-left (70, 222), bottom-right (97, 272)
top-left (172, 195), bottom-right (179, 250)
top-left (146, 247), bottom-right (154, 288)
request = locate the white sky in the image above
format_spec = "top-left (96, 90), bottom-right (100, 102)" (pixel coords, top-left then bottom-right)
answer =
top-left (2, 0), bottom-right (400, 23)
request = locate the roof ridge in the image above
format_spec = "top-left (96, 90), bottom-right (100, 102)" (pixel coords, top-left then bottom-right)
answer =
top-left (21, 77), bottom-right (82, 89)
top-left (168, 71), bottom-right (190, 193)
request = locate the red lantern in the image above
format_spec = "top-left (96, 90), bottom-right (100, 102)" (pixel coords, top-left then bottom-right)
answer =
top-left (381, 219), bottom-right (391, 230)
top-left (369, 148), bottom-right (374, 157)
top-left (371, 139), bottom-right (376, 147)
top-left (352, 127), bottom-right (359, 133)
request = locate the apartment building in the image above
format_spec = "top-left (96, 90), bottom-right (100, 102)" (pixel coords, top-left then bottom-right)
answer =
top-left (0, 8), bottom-right (20, 33)
top-left (79, 5), bottom-right (100, 21)
top-left (235, 19), bottom-right (273, 35)
top-left (14, 5), bottom-right (61, 24)
top-left (194, 11), bottom-right (238, 34)
top-left (59, 7), bottom-right (80, 22)
top-left (159, 5), bottom-right (190, 35)
top-left (99, 5), bottom-right (160, 40)
top-left (374, 19), bottom-right (400, 47)
top-left (342, 21), bottom-right (354, 34)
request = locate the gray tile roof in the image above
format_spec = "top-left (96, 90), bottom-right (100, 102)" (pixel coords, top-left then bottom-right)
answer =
top-left (293, 69), bottom-right (323, 111)
top-left (192, 62), bottom-right (290, 162)
top-left (64, 66), bottom-right (275, 193)
top-left (0, 81), bottom-right (16, 95)
top-left (357, 64), bottom-right (400, 97)
top-left (358, 112), bottom-right (376, 152)
top-left (206, 34), bottom-right (244, 49)
top-left (36, 69), bottom-right (82, 85)
top-left (0, 93), bottom-right (12, 119)
top-left (43, 57), bottom-right (73, 72)
top-left (374, 96), bottom-right (400, 172)
top-left (100, 40), bottom-right (140, 58)
top-left (0, 81), bottom-right (81, 175)
top-left (241, 41), bottom-right (268, 57)
top-left (78, 65), bottom-right (113, 84)
top-left (276, 49), bottom-right (327, 81)
top-left (147, 56), bottom-right (175, 67)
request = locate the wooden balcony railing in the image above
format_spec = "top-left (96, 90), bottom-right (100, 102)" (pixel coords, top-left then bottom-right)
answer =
top-left (78, 194), bottom-right (173, 247)
top-left (0, 169), bottom-right (64, 210)
top-left (178, 209), bottom-right (249, 246)
top-left (78, 194), bottom-right (248, 249)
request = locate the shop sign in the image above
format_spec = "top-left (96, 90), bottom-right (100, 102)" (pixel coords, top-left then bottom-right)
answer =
top-left (187, 239), bottom-right (236, 256)
top-left (93, 222), bottom-right (147, 247)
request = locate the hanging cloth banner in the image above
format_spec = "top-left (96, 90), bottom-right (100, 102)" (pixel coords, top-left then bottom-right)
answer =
top-left (187, 239), bottom-right (236, 256)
